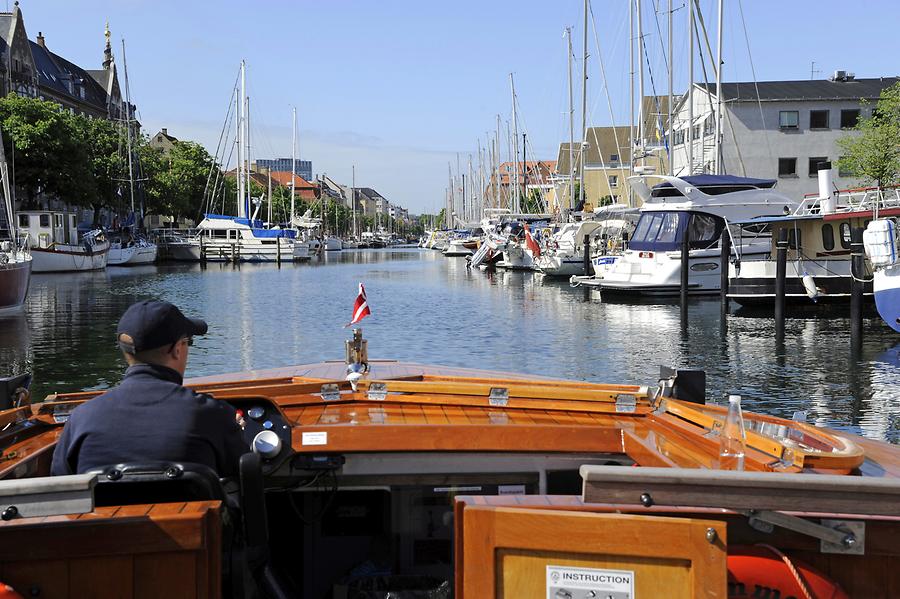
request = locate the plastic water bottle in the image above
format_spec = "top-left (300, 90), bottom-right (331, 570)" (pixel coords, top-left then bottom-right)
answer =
top-left (719, 394), bottom-right (746, 470)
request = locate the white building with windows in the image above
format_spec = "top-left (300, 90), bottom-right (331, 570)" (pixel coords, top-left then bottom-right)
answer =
top-left (670, 73), bottom-right (899, 199)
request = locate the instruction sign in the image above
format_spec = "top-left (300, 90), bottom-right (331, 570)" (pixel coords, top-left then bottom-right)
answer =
top-left (546, 565), bottom-right (634, 599)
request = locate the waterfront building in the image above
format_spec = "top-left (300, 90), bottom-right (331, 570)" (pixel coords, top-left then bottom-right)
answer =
top-left (484, 161), bottom-right (556, 212)
top-left (0, 5), bottom-right (130, 121)
top-left (670, 73), bottom-right (900, 198)
top-left (551, 97), bottom-right (669, 212)
top-left (149, 128), bottom-right (178, 154)
top-left (268, 171), bottom-right (318, 201)
top-left (256, 158), bottom-right (313, 182)
top-left (356, 188), bottom-right (387, 218)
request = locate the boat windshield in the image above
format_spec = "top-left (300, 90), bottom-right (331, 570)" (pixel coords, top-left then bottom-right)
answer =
top-left (629, 211), bottom-right (723, 251)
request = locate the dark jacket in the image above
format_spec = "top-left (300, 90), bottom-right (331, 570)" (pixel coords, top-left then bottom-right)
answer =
top-left (50, 363), bottom-right (248, 477)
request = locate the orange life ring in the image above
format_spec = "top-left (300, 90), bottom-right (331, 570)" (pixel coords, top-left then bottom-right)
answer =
top-left (0, 584), bottom-right (24, 599)
top-left (727, 545), bottom-right (848, 599)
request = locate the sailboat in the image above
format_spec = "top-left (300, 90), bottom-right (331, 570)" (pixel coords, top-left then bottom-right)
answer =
top-left (190, 60), bottom-right (297, 263)
top-left (0, 124), bottom-right (31, 311)
top-left (107, 39), bottom-right (157, 267)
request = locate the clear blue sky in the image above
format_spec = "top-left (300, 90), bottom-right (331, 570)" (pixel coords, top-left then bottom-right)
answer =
top-left (15, 0), bottom-right (900, 214)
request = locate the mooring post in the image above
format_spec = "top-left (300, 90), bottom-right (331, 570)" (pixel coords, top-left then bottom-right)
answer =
top-left (276, 237), bottom-right (282, 267)
top-left (583, 234), bottom-right (592, 276)
top-left (720, 225), bottom-right (731, 311)
top-left (850, 226), bottom-right (864, 347)
top-left (680, 228), bottom-right (690, 310)
top-left (775, 228), bottom-right (788, 336)
top-left (199, 235), bottom-right (206, 264)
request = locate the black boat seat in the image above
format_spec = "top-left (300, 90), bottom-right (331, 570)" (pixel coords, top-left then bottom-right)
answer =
top-left (86, 461), bottom-right (227, 507)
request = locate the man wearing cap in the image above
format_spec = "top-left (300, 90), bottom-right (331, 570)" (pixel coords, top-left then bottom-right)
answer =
top-left (50, 300), bottom-right (248, 477)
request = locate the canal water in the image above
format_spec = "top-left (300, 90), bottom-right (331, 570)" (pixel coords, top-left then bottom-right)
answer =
top-left (2, 248), bottom-right (899, 443)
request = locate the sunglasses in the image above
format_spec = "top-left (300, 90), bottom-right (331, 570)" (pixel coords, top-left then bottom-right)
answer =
top-left (169, 336), bottom-right (194, 352)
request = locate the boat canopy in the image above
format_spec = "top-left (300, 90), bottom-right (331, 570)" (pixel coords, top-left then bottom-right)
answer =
top-left (732, 214), bottom-right (823, 226)
top-left (202, 214), bottom-right (297, 238)
top-left (652, 175), bottom-right (777, 190)
top-left (629, 210), bottom-right (723, 251)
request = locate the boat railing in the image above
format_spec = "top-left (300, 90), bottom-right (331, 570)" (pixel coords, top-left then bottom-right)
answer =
top-left (796, 186), bottom-right (900, 216)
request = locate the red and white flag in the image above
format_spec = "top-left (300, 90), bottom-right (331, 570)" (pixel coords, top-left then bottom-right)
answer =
top-left (346, 283), bottom-right (371, 327)
top-left (524, 223), bottom-right (541, 258)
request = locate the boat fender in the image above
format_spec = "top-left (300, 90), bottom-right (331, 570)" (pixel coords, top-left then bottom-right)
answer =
top-left (727, 545), bottom-right (848, 599)
top-left (0, 584), bottom-right (23, 599)
top-left (802, 274), bottom-right (819, 301)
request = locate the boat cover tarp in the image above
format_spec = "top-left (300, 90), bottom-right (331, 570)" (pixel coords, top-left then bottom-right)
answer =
top-left (652, 175), bottom-right (777, 189)
top-left (203, 214), bottom-right (297, 238)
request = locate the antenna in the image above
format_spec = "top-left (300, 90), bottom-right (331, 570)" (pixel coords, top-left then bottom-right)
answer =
top-left (810, 61), bottom-right (821, 80)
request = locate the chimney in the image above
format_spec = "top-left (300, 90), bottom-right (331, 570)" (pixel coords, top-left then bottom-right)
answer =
top-left (161, 128), bottom-right (168, 136)
top-left (36, 32), bottom-right (45, 48)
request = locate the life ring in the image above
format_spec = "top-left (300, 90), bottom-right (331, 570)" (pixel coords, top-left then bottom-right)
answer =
top-left (0, 584), bottom-right (24, 599)
top-left (727, 545), bottom-right (848, 599)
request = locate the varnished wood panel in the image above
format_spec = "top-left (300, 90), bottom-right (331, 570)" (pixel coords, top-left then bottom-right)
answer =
top-left (458, 505), bottom-right (726, 599)
top-left (1, 558), bottom-right (69, 599)
top-left (134, 552), bottom-right (196, 599)
top-left (70, 555), bottom-right (132, 599)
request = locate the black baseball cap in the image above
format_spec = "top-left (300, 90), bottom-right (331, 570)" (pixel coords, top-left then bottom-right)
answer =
top-left (116, 300), bottom-right (208, 354)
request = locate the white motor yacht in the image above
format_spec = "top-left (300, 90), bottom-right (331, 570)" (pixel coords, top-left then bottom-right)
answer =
top-left (107, 235), bottom-right (157, 266)
top-left (189, 214), bottom-right (296, 262)
top-left (599, 175), bottom-right (798, 296)
top-left (536, 221), bottom-right (604, 277)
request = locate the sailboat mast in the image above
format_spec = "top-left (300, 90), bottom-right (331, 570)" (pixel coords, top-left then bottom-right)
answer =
top-left (267, 169), bottom-right (272, 223)
top-left (567, 26), bottom-right (575, 213)
top-left (351, 165), bottom-right (356, 238)
top-left (578, 0), bottom-right (587, 212)
top-left (509, 73), bottom-right (519, 214)
top-left (637, 0), bottom-right (644, 163)
top-left (714, 0), bottom-right (724, 175)
top-left (237, 60), bottom-right (246, 218)
top-left (495, 115), bottom-right (501, 209)
top-left (668, 0), bottom-right (674, 176)
top-left (687, 0), bottom-right (694, 175)
top-left (120, 39), bottom-right (136, 223)
top-left (291, 107), bottom-right (296, 225)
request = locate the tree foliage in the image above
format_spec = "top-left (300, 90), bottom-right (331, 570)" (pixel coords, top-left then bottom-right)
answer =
top-left (837, 82), bottom-right (900, 189)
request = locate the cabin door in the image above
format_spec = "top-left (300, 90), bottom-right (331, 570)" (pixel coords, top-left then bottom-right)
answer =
top-left (456, 504), bottom-right (726, 599)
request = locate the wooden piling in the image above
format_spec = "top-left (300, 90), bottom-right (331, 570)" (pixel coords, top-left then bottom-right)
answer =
top-left (850, 226), bottom-right (864, 347)
top-left (775, 228), bottom-right (788, 335)
top-left (199, 235), bottom-right (206, 264)
top-left (680, 228), bottom-right (690, 309)
top-left (276, 237), bottom-right (282, 266)
top-left (583, 234), bottom-right (592, 276)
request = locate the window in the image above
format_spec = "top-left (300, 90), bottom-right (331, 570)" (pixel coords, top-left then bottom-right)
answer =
top-left (692, 124), bottom-right (701, 140)
top-left (17, 214), bottom-right (29, 228)
top-left (608, 175), bottom-right (618, 188)
top-left (840, 109), bottom-right (860, 129)
top-left (610, 154), bottom-right (619, 163)
top-left (656, 213), bottom-right (681, 244)
top-left (839, 223), bottom-right (851, 249)
top-left (54, 214), bottom-right (63, 227)
top-left (688, 214), bottom-right (721, 249)
top-left (822, 224), bottom-right (835, 251)
top-left (39, 214), bottom-right (50, 228)
top-left (787, 228), bottom-right (802, 250)
top-left (704, 114), bottom-right (715, 136)
top-left (809, 110), bottom-right (829, 129)
top-left (778, 158), bottom-right (797, 177)
top-left (808, 157), bottom-right (828, 177)
top-left (779, 111), bottom-right (799, 130)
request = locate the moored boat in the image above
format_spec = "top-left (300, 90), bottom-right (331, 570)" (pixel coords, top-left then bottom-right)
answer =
top-left (107, 235), bottom-right (158, 266)
top-left (2, 331), bottom-right (900, 597)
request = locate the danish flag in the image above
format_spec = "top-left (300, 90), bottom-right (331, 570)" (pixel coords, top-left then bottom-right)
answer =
top-left (347, 283), bottom-right (371, 327)
top-left (524, 223), bottom-right (541, 258)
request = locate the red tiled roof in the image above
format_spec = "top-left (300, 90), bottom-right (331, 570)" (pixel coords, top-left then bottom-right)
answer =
top-left (269, 171), bottom-right (316, 188)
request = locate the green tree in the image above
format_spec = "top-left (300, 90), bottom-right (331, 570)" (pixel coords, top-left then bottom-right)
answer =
top-left (69, 113), bottom-right (126, 225)
top-left (150, 141), bottom-right (217, 220)
top-left (0, 94), bottom-right (89, 207)
top-left (837, 82), bottom-right (900, 189)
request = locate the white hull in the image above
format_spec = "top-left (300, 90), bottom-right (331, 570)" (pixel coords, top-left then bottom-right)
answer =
top-left (342, 240), bottom-right (360, 249)
top-left (107, 243), bottom-right (157, 266)
top-left (30, 241), bottom-right (109, 273)
top-left (324, 237), bottom-right (342, 251)
top-left (293, 243), bottom-right (311, 261)
top-left (537, 255), bottom-right (587, 277)
top-left (443, 239), bottom-right (474, 257)
top-left (600, 245), bottom-right (767, 296)
top-left (498, 245), bottom-right (535, 270)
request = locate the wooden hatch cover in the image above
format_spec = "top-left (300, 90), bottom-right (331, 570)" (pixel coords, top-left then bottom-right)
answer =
top-left (455, 501), bottom-right (726, 598)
